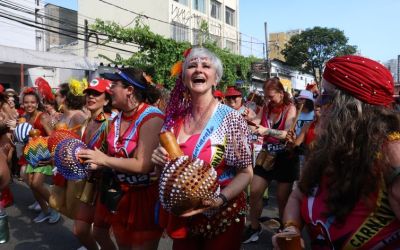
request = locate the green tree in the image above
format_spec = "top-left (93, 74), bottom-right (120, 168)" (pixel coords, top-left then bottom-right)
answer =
top-left (91, 19), bottom-right (257, 90)
top-left (282, 27), bottom-right (357, 83)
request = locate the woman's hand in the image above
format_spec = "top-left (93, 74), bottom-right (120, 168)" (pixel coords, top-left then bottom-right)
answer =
top-left (180, 196), bottom-right (224, 217)
top-left (77, 147), bottom-right (108, 167)
top-left (255, 125), bottom-right (269, 136)
top-left (5, 119), bottom-right (16, 130)
top-left (272, 226), bottom-right (304, 250)
top-left (151, 146), bottom-right (169, 166)
top-left (285, 130), bottom-right (296, 147)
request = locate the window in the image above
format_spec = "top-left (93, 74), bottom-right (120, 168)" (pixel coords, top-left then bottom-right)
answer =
top-left (171, 22), bottom-right (189, 42)
top-left (174, 0), bottom-right (188, 5)
top-left (210, 0), bottom-right (221, 19)
top-left (225, 40), bottom-right (236, 52)
top-left (225, 7), bottom-right (235, 26)
top-left (193, 0), bottom-right (205, 13)
top-left (210, 34), bottom-right (221, 46)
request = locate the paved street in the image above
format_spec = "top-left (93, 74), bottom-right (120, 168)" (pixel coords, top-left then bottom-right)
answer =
top-left (1, 180), bottom-right (278, 250)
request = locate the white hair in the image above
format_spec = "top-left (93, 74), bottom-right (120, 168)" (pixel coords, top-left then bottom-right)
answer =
top-left (182, 47), bottom-right (223, 83)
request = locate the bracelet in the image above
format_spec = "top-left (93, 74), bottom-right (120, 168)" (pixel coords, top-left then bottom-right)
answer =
top-left (218, 193), bottom-right (229, 207)
top-left (283, 220), bottom-right (300, 230)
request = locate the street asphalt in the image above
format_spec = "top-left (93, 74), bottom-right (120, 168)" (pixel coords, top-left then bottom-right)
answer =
top-left (0, 179), bottom-right (279, 250)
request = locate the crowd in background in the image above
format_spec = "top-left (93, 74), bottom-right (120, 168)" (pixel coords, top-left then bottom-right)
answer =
top-left (0, 48), bottom-right (399, 250)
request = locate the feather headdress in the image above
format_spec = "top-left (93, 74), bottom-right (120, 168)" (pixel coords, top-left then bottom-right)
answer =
top-left (69, 78), bottom-right (88, 96)
top-left (35, 77), bottom-right (54, 101)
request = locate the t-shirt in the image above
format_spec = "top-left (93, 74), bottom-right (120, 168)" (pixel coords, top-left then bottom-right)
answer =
top-left (296, 111), bottom-right (314, 136)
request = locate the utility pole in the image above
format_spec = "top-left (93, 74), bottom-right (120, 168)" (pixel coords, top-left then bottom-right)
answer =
top-left (264, 22), bottom-right (270, 78)
top-left (84, 19), bottom-right (89, 57)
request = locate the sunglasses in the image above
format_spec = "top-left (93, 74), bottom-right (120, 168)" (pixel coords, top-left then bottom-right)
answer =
top-left (85, 90), bottom-right (103, 97)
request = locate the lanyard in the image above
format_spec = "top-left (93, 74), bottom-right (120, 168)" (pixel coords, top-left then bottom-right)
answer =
top-left (113, 106), bottom-right (163, 153)
top-left (192, 104), bottom-right (231, 158)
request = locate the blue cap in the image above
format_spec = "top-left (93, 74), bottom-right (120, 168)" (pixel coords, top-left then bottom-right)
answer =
top-left (102, 69), bottom-right (146, 89)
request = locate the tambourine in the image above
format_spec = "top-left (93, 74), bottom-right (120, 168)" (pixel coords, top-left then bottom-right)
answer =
top-left (54, 138), bottom-right (88, 180)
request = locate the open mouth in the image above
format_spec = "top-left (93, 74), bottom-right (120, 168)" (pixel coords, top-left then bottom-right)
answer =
top-left (192, 77), bottom-right (206, 84)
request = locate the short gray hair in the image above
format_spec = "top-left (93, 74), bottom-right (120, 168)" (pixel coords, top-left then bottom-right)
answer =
top-left (182, 47), bottom-right (223, 83)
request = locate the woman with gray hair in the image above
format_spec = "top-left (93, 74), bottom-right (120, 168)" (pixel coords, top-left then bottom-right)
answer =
top-left (273, 55), bottom-right (400, 249)
top-left (152, 47), bottom-right (253, 250)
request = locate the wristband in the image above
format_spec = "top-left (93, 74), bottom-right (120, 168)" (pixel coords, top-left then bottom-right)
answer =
top-left (218, 193), bottom-right (228, 207)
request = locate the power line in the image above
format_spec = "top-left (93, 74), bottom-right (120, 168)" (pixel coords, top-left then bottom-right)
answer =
top-left (0, 3), bottom-right (141, 50)
top-left (0, 11), bottom-right (138, 54)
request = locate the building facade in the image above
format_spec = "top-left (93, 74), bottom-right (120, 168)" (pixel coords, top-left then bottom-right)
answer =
top-left (0, 1), bottom-right (96, 90)
top-left (44, 4), bottom-right (78, 51)
top-left (77, 0), bottom-right (240, 60)
top-left (268, 29), bottom-right (301, 62)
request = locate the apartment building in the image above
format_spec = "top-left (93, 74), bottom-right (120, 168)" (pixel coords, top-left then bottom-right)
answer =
top-left (78, 0), bottom-right (240, 59)
top-left (268, 29), bottom-right (301, 61)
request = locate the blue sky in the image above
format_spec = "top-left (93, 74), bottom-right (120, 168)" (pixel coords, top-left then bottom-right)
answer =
top-left (239, 0), bottom-right (400, 62)
top-left (46, 0), bottom-right (399, 62)
top-left (45, 0), bottom-right (77, 10)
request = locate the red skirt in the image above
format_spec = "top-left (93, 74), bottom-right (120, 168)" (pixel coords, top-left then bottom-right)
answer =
top-left (159, 192), bottom-right (247, 240)
top-left (95, 182), bottom-right (163, 246)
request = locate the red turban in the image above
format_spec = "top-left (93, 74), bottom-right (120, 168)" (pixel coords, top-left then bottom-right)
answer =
top-left (323, 55), bottom-right (394, 106)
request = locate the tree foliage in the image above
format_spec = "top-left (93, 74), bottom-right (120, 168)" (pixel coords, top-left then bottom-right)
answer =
top-left (282, 27), bottom-right (357, 83)
top-left (91, 19), bottom-right (257, 90)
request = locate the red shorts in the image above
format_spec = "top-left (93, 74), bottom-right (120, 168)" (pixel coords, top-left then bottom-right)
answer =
top-left (94, 182), bottom-right (162, 246)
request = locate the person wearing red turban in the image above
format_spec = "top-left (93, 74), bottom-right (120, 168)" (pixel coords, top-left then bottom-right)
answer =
top-left (273, 55), bottom-right (400, 249)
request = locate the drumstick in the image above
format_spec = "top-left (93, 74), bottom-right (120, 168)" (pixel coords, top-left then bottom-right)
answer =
top-left (246, 120), bottom-right (259, 128)
top-left (249, 92), bottom-right (256, 102)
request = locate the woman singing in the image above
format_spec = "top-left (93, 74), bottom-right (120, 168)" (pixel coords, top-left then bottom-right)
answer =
top-left (152, 47), bottom-right (253, 250)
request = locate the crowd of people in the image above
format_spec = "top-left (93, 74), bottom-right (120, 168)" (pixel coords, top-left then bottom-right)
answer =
top-left (0, 48), bottom-right (399, 250)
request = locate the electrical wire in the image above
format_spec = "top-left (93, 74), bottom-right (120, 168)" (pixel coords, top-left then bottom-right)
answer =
top-left (0, 11), bottom-right (138, 54)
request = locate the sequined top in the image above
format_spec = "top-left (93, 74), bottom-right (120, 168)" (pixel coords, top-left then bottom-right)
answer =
top-left (174, 103), bottom-right (253, 187)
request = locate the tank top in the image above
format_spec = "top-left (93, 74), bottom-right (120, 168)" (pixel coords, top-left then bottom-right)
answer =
top-left (107, 104), bottom-right (164, 185)
top-left (304, 121), bottom-right (317, 146)
top-left (260, 103), bottom-right (293, 153)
